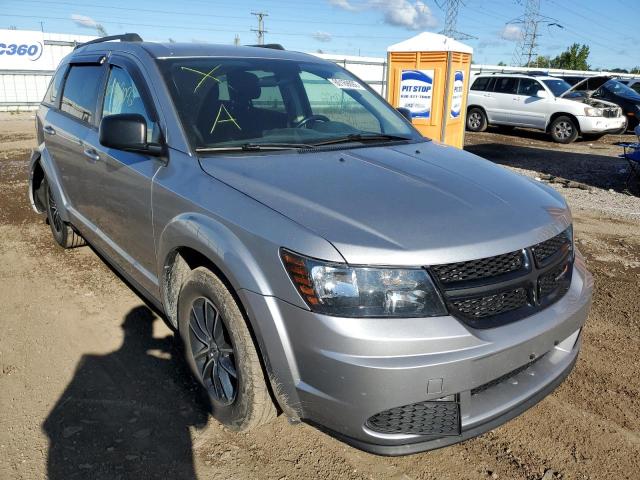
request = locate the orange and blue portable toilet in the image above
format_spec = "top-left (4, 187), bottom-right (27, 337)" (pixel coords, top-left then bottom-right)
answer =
top-left (386, 32), bottom-right (473, 149)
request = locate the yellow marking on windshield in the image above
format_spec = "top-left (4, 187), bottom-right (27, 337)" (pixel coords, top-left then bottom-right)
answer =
top-left (210, 104), bottom-right (241, 133)
top-left (180, 66), bottom-right (221, 93)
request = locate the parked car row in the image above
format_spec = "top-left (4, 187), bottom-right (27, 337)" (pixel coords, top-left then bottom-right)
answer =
top-left (466, 73), bottom-right (627, 143)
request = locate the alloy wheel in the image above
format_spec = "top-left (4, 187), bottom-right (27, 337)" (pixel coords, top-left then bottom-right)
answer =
top-left (47, 187), bottom-right (63, 233)
top-left (554, 121), bottom-right (573, 140)
top-left (468, 112), bottom-right (481, 129)
top-left (188, 297), bottom-right (238, 405)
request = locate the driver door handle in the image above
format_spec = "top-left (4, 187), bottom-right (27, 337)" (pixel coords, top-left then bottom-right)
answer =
top-left (43, 125), bottom-right (56, 135)
top-left (83, 147), bottom-right (100, 162)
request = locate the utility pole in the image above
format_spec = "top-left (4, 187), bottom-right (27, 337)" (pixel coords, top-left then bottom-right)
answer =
top-left (251, 12), bottom-right (268, 45)
top-left (509, 0), bottom-right (561, 66)
top-left (234, 34), bottom-right (240, 46)
top-left (436, 0), bottom-right (475, 40)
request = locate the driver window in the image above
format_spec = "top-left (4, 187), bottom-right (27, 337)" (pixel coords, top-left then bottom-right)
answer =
top-left (103, 66), bottom-right (154, 142)
top-left (299, 71), bottom-right (380, 133)
top-left (517, 78), bottom-right (542, 96)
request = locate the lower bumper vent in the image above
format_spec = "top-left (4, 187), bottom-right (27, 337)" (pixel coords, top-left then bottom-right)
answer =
top-left (366, 401), bottom-right (460, 436)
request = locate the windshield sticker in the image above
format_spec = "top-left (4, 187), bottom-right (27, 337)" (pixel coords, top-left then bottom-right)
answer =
top-left (328, 78), bottom-right (366, 90)
top-left (180, 65), bottom-right (221, 93)
top-left (210, 104), bottom-right (241, 133)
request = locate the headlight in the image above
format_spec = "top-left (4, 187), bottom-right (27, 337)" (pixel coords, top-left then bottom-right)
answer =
top-left (281, 249), bottom-right (448, 318)
top-left (584, 106), bottom-right (603, 117)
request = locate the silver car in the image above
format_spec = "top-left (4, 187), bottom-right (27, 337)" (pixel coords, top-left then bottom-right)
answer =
top-left (29, 35), bottom-right (593, 455)
top-left (467, 73), bottom-right (626, 143)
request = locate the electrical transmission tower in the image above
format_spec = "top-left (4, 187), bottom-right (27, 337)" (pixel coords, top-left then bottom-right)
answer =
top-left (251, 12), bottom-right (268, 45)
top-left (509, 0), bottom-right (561, 66)
top-left (436, 0), bottom-right (475, 40)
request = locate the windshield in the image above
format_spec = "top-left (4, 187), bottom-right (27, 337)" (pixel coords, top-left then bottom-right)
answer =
top-left (158, 57), bottom-right (420, 149)
top-left (602, 79), bottom-right (640, 99)
top-left (542, 78), bottom-right (572, 97)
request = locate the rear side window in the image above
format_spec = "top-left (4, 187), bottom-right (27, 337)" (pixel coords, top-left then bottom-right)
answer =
top-left (60, 65), bottom-right (104, 124)
top-left (43, 66), bottom-right (66, 106)
top-left (517, 78), bottom-right (542, 96)
top-left (470, 77), bottom-right (490, 91)
top-left (494, 77), bottom-right (518, 94)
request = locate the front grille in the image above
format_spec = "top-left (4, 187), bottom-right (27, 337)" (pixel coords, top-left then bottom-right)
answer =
top-left (532, 230), bottom-right (571, 266)
top-left (471, 355), bottom-right (544, 395)
top-left (449, 288), bottom-right (528, 319)
top-left (431, 250), bottom-right (524, 284)
top-left (429, 228), bottom-right (573, 328)
top-left (366, 401), bottom-right (460, 436)
top-left (602, 108), bottom-right (618, 118)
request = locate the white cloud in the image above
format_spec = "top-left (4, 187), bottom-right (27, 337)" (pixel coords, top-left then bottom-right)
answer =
top-left (501, 25), bottom-right (523, 42)
top-left (71, 14), bottom-right (99, 29)
top-left (328, 0), bottom-right (437, 30)
top-left (313, 31), bottom-right (333, 42)
top-left (328, 0), bottom-right (359, 11)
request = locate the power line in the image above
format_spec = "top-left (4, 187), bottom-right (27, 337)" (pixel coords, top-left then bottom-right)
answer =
top-left (251, 11), bottom-right (268, 45)
top-left (436, 0), bottom-right (475, 40)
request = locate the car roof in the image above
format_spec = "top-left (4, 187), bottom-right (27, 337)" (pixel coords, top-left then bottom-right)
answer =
top-left (73, 40), bottom-right (321, 64)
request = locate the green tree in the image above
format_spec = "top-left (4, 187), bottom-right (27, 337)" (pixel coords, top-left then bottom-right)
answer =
top-left (631, 67), bottom-right (640, 74)
top-left (550, 43), bottom-right (590, 70)
top-left (497, 61), bottom-right (507, 66)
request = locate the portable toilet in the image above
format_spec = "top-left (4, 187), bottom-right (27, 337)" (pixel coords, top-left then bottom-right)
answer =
top-left (386, 32), bottom-right (473, 149)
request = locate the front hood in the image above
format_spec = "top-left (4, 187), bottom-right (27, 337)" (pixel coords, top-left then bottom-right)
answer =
top-left (560, 75), bottom-right (609, 98)
top-left (198, 142), bottom-right (571, 265)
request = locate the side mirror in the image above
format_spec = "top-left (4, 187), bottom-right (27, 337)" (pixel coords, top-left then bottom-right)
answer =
top-left (99, 113), bottom-right (163, 155)
top-left (397, 107), bottom-right (413, 122)
top-left (535, 89), bottom-right (549, 98)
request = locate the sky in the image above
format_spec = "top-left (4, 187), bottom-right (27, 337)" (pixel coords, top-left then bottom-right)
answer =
top-left (3, 0), bottom-right (639, 69)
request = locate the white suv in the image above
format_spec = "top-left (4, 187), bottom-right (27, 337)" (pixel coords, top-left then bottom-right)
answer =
top-left (467, 73), bottom-right (626, 143)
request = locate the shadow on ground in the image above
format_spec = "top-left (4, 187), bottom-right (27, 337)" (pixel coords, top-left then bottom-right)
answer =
top-left (465, 140), bottom-right (638, 194)
top-left (42, 306), bottom-right (210, 479)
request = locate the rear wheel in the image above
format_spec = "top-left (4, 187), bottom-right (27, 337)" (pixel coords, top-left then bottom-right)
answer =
top-left (44, 179), bottom-right (85, 249)
top-left (550, 116), bottom-right (579, 144)
top-left (466, 107), bottom-right (488, 132)
top-left (178, 267), bottom-right (276, 431)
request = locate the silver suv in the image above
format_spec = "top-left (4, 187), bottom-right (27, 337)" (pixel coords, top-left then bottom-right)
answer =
top-left (467, 73), bottom-right (626, 143)
top-left (30, 35), bottom-right (593, 455)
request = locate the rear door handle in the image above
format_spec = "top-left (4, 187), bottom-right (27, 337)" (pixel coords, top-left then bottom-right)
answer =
top-left (83, 148), bottom-right (100, 162)
top-left (43, 125), bottom-right (56, 135)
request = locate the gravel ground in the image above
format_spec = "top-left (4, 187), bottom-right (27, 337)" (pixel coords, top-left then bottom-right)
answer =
top-left (1, 113), bottom-right (639, 480)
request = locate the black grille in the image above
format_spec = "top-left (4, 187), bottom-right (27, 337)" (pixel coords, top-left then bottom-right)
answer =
top-left (449, 288), bottom-right (528, 319)
top-left (471, 355), bottom-right (544, 395)
top-left (431, 250), bottom-right (524, 284)
top-left (602, 108), bottom-right (618, 118)
top-left (366, 401), bottom-right (460, 436)
top-left (532, 230), bottom-right (571, 266)
top-left (430, 227), bottom-right (573, 328)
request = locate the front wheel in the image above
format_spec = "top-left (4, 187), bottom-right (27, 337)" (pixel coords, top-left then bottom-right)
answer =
top-left (549, 116), bottom-right (578, 144)
top-left (466, 107), bottom-right (488, 132)
top-left (178, 267), bottom-right (277, 431)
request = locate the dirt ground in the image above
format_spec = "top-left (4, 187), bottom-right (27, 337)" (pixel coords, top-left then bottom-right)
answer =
top-left (1, 113), bottom-right (639, 480)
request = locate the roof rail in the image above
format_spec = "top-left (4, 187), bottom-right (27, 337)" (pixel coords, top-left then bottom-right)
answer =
top-left (74, 33), bottom-right (143, 50)
top-left (246, 43), bottom-right (285, 50)
top-left (488, 70), bottom-right (549, 76)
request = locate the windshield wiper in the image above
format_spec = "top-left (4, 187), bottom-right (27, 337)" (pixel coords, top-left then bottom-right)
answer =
top-left (310, 133), bottom-right (412, 147)
top-left (195, 142), bottom-right (315, 153)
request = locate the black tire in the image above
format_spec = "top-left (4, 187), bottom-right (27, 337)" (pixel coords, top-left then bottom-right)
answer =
top-left (466, 107), bottom-right (488, 132)
top-left (178, 267), bottom-right (276, 431)
top-left (44, 179), bottom-right (85, 249)
top-left (549, 116), bottom-right (579, 144)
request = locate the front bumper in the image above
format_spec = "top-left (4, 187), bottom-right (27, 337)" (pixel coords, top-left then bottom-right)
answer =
top-left (577, 114), bottom-right (627, 134)
top-left (241, 251), bottom-right (593, 455)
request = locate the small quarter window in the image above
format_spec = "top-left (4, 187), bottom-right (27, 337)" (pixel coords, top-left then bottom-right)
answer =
top-left (44, 65), bottom-right (66, 106)
top-left (470, 77), bottom-right (490, 91)
top-left (60, 65), bottom-right (104, 123)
